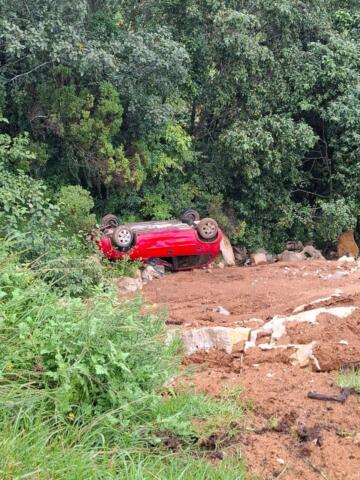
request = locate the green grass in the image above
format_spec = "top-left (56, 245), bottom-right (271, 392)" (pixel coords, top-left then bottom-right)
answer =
top-left (0, 434), bottom-right (248, 480)
top-left (117, 455), bottom-right (247, 480)
top-left (0, 393), bottom-right (248, 480)
top-left (153, 389), bottom-right (246, 442)
top-left (0, 241), bottom-right (249, 479)
top-left (337, 369), bottom-right (360, 393)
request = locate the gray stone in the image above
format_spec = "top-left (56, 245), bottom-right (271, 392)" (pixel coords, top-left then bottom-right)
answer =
top-left (278, 250), bottom-right (305, 262)
top-left (233, 246), bottom-right (248, 265)
top-left (141, 264), bottom-right (165, 283)
top-left (266, 254), bottom-right (277, 264)
top-left (116, 276), bottom-right (143, 295)
top-left (286, 241), bottom-right (304, 252)
top-left (250, 252), bottom-right (267, 266)
top-left (301, 245), bottom-right (325, 260)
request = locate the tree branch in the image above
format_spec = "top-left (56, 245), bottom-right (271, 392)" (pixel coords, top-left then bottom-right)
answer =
top-left (291, 189), bottom-right (328, 198)
top-left (5, 61), bottom-right (53, 83)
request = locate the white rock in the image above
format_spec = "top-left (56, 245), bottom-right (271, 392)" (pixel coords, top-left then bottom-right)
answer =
top-left (289, 342), bottom-right (319, 369)
top-left (292, 292), bottom-right (343, 314)
top-left (339, 340), bottom-right (349, 345)
top-left (258, 342), bottom-right (321, 370)
top-left (213, 306), bottom-right (230, 316)
top-left (258, 343), bottom-right (286, 351)
top-left (220, 234), bottom-right (236, 266)
top-left (116, 276), bottom-right (143, 295)
top-left (338, 255), bottom-right (355, 264)
top-left (179, 326), bottom-right (251, 355)
top-left (246, 306), bottom-right (357, 348)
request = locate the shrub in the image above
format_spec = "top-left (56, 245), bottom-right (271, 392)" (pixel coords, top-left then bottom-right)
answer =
top-left (0, 241), bottom-right (177, 426)
top-left (34, 249), bottom-right (104, 297)
top-left (58, 185), bottom-right (96, 235)
top-left (102, 257), bottom-right (142, 279)
top-left (0, 164), bottom-right (59, 238)
top-left (315, 198), bottom-right (357, 245)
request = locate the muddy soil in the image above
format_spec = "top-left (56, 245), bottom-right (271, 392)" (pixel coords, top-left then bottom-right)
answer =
top-left (145, 260), bottom-right (360, 480)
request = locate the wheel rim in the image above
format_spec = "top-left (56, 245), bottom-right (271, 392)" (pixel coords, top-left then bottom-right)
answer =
top-left (116, 229), bottom-right (132, 246)
top-left (200, 221), bottom-right (217, 238)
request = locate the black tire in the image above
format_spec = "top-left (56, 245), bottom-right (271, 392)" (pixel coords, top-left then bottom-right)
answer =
top-left (112, 225), bottom-right (134, 249)
top-left (197, 218), bottom-right (218, 240)
top-left (101, 214), bottom-right (119, 229)
top-left (180, 208), bottom-right (200, 224)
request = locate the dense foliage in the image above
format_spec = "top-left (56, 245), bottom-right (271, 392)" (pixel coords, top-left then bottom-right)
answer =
top-left (1, 1), bottom-right (360, 250)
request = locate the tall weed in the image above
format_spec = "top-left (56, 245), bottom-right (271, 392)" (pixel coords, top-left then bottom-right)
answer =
top-left (0, 242), bottom-right (177, 431)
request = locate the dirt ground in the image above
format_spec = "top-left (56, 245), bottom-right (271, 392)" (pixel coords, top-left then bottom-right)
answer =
top-left (144, 260), bottom-right (360, 480)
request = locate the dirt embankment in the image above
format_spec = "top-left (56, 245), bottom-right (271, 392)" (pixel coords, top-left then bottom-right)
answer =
top-left (144, 260), bottom-right (360, 480)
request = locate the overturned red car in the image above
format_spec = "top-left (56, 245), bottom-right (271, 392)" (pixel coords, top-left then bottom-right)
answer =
top-left (97, 209), bottom-right (222, 270)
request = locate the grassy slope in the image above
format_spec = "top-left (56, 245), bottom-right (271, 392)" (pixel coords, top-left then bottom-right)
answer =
top-left (0, 243), bottom-right (249, 479)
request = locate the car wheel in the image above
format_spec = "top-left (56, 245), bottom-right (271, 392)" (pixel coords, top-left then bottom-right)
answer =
top-left (101, 214), bottom-right (119, 229)
top-left (197, 218), bottom-right (218, 240)
top-left (112, 226), bottom-right (134, 249)
top-left (180, 208), bottom-right (200, 224)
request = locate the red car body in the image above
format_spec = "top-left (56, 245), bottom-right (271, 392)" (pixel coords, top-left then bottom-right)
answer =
top-left (98, 220), bottom-right (222, 270)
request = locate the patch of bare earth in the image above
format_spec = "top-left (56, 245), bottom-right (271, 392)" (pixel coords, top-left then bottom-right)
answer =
top-left (144, 260), bottom-right (360, 479)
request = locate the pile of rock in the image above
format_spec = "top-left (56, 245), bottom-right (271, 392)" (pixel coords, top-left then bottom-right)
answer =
top-left (117, 264), bottom-right (165, 295)
top-left (170, 295), bottom-right (357, 372)
top-left (228, 230), bottom-right (360, 266)
top-left (229, 239), bottom-right (325, 267)
top-left (278, 244), bottom-right (324, 263)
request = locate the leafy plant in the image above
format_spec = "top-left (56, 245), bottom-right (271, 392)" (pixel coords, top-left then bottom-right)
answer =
top-left (33, 248), bottom-right (103, 297)
top-left (0, 242), bottom-right (176, 423)
top-left (58, 185), bottom-right (96, 235)
top-left (0, 163), bottom-right (59, 238)
top-left (102, 257), bottom-right (143, 279)
top-left (315, 199), bottom-right (357, 245)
